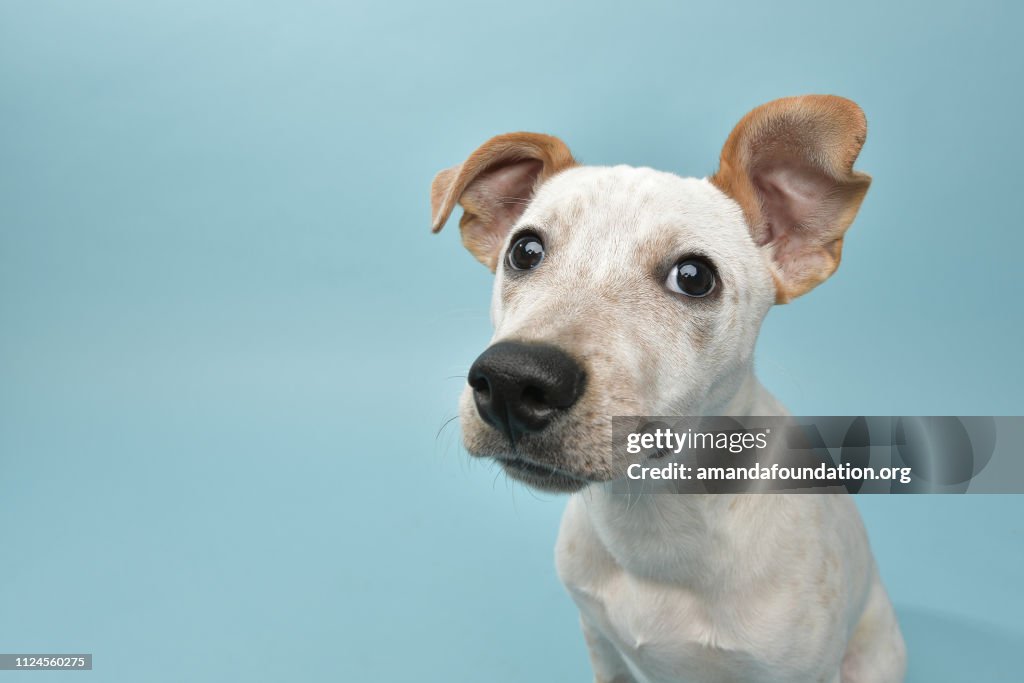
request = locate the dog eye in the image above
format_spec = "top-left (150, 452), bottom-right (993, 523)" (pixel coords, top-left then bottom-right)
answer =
top-left (666, 258), bottom-right (716, 297)
top-left (507, 233), bottom-right (545, 271)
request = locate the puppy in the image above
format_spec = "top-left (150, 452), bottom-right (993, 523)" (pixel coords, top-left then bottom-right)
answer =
top-left (431, 95), bottom-right (906, 683)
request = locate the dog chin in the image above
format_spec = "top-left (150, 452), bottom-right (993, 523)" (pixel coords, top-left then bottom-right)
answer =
top-left (461, 425), bottom-right (597, 493)
top-left (496, 456), bottom-right (592, 493)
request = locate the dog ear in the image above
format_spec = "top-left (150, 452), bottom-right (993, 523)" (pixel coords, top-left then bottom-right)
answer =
top-left (711, 95), bottom-right (871, 303)
top-left (431, 132), bottom-right (576, 270)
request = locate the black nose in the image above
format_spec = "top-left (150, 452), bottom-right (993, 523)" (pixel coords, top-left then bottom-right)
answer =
top-left (468, 341), bottom-right (586, 444)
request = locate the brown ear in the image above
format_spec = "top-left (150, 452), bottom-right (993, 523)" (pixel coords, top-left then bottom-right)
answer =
top-left (710, 95), bottom-right (871, 303)
top-left (430, 132), bottom-right (576, 270)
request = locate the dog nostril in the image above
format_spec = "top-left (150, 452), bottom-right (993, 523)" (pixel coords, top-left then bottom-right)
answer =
top-left (520, 385), bottom-right (548, 411)
top-left (469, 375), bottom-right (491, 399)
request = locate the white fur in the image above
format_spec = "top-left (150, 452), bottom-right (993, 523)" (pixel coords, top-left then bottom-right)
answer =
top-left (460, 165), bottom-right (906, 682)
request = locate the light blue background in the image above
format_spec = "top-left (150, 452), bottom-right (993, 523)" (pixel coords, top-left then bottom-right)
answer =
top-left (1, 1), bottom-right (1022, 681)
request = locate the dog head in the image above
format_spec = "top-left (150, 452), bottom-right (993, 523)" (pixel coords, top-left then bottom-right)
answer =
top-left (432, 95), bottom-right (870, 491)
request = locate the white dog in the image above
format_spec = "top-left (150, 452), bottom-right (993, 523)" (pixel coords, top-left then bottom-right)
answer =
top-left (431, 95), bottom-right (906, 683)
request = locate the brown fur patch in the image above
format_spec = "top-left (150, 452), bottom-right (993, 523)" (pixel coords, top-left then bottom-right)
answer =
top-left (710, 95), bottom-right (871, 302)
top-left (430, 132), bottom-right (577, 270)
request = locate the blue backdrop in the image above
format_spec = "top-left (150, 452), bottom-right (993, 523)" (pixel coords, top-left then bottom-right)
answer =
top-left (1, 1), bottom-right (1022, 681)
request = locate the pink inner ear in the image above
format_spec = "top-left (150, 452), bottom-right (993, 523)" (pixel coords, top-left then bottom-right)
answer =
top-left (461, 158), bottom-right (544, 256)
top-left (751, 161), bottom-right (838, 251)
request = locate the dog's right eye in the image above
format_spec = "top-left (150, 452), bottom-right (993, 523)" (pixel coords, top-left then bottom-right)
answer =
top-left (507, 233), bottom-right (545, 271)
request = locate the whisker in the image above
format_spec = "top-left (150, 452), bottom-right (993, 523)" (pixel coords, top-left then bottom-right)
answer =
top-left (436, 414), bottom-right (460, 441)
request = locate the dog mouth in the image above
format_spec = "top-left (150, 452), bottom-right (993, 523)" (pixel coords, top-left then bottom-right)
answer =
top-left (495, 455), bottom-right (591, 492)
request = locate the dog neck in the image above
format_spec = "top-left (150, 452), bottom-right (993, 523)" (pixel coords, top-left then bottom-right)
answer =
top-left (709, 369), bottom-right (787, 418)
top-left (580, 368), bottom-right (792, 587)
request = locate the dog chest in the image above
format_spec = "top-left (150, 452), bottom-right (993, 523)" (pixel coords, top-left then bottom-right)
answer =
top-left (555, 496), bottom-right (851, 682)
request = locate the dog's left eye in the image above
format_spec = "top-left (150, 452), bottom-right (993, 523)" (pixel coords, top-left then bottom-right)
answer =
top-left (666, 258), bottom-right (716, 297)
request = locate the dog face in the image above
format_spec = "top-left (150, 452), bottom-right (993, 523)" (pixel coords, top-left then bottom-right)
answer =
top-left (432, 96), bottom-right (871, 492)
